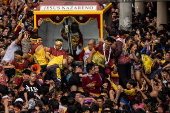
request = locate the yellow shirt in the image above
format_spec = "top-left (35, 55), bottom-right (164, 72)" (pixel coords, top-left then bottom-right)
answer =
top-left (47, 55), bottom-right (66, 70)
top-left (29, 43), bottom-right (48, 65)
top-left (111, 82), bottom-right (136, 96)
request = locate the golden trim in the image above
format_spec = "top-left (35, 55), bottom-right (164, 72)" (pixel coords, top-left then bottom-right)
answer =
top-left (34, 14), bottom-right (37, 28)
top-left (70, 16), bottom-right (95, 25)
top-left (100, 14), bottom-right (103, 39)
top-left (43, 16), bottom-right (69, 25)
top-left (103, 3), bottom-right (112, 13)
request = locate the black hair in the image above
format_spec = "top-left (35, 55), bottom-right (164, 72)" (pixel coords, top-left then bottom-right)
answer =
top-left (82, 92), bottom-right (89, 97)
top-left (160, 37), bottom-right (166, 46)
top-left (125, 36), bottom-right (133, 43)
top-left (0, 84), bottom-right (8, 95)
top-left (90, 103), bottom-right (99, 112)
top-left (68, 97), bottom-right (75, 106)
top-left (102, 104), bottom-right (112, 113)
top-left (60, 96), bottom-right (68, 105)
top-left (0, 39), bottom-right (4, 42)
top-left (120, 96), bottom-right (129, 103)
top-left (55, 39), bottom-right (63, 42)
top-left (158, 91), bottom-right (166, 102)
top-left (81, 105), bottom-right (90, 112)
top-left (67, 106), bottom-right (77, 113)
top-left (14, 102), bottom-right (22, 111)
top-left (130, 100), bottom-right (139, 109)
top-left (128, 79), bottom-right (137, 87)
top-left (22, 69), bottom-right (31, 75)
top-left (28, 63), bottom-right (36, 69)
top-left (86, 63), bottom-right (94, 73)
top-left (2, 27), bottom-right (8, 32)
top-left (159, 103), bottom-right (168, 113)
top-left (69, 73), bottom-right (80, 86)
top-left (119, 30), bottom-right (125, 36)
top-left (161, 86), bottom-right (169, 96)
top-left (134, 108), bottom-right (146, 113)
top-left (75, 102), bottom-right (81, 112)
top-left (153, 43), bottom-right (161, 51)
top-left (122, 104), bottom-right (130, 110)
top-left (41, 96), bottom-right (49, 105)
top-left (109, 31), bottom-right (117, 37)
top-left (14, 50), bottom-right (23, 56)
top-left (105, 36), bottom-right (114, 43)
top-left (96, 96), bottom-right (104, 101)
top-left (35, 100), bottom-right (43, 111)
top-left (27, 11), bottom-right (34, 19)
top-left (8, 91), bottom-right (15, 97)
top-left (30, 35), bottom-right (38, 39)
top-left (49, 99), bottom-right (59, 110)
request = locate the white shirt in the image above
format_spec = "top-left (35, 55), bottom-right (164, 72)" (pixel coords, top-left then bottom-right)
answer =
top-left (83, 46), bottom-right (91, 67)
top-left (2, 41), bottom-right (21, 63)
top-left (59, 105), bottom-right (67, 111)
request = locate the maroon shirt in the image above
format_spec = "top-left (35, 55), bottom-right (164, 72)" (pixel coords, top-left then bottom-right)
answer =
top-left (82, 73), bottom-right (102, 94)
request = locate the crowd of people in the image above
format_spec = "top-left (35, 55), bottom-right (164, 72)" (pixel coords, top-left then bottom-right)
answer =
top-left (0, 0), bottom-right (169, 113)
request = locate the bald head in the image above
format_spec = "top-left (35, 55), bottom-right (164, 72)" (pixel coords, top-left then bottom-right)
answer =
top-left (88, 39), bottom-right (96, 50)
top-left (150, 90), bottom-right (159, 97)
top-left (70, 85), bottom-right (78, 92)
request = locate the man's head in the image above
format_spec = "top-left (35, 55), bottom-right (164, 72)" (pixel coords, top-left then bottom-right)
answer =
top-left (88, 39), bottom-right (96, 50)
top-left (11, 19), bottom-right (16, 29)
top-left (29, 72), bottom-right (37, 82)
top-left (158, 103), bottom-right (168, 113)
top-left (165, 52), bottom-right (170, 62)
top-left (159, 24), bottom-right (165, 31)
top-left (86, 63), bottom-right (95, 75)
top-left (2, 27), bottom-right (8, 36)
top-left (30, 35), bottom-right (38, 45)
top-left (120, 96), bottom-right (129, 107)
top-left (152, 32), bottom-right (158, 40)
top-left (96, 96), bottom-right (104, 108)
top-left (70, 85), bottom-right (77, 92)
top-left (111, 39), bottom-right (116, 50)
top-left (0, 39), bottom-right (4, 47)
top-left (94, 63), bottom-right (99, 73)
top-left (125, 36), bottom-right (133, 47)
top-left (14, 50), bottom-right (23, 62)
top-left (67, 54), bottom-right (74, 64)
top-left (8, 91), bottom-right (15, 101)
top-left (2, 14), bottom-right (8, 22)
top-left (126, 79), bottom-right (137, 89)
top-left (150, 90), bottom-right (158, 97)
top-left (54, 91), bottom-right (63, 102)
top-left (60, 96), bottom-right (68, 106)
top-left (55, 39), bottom-right (63, 51)
top-left (131, 100), bottom-right (139, 110)
top-left (26, 0), bottom-right (33, 8)
top-left (27, 11), bottom-right (34, 21)
top-left (105, 37), bottom-right (114, 49)
top-left (22, 69), bottom-right (31, 80)
top-left (38, 37), bottom-right (43, 44)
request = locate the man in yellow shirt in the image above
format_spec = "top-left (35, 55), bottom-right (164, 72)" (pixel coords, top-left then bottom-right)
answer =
top-left (45, 54), bottom-right (74, 89)
top-left (24, 35), bottom-right (48, 73)
top-left (107, 75), bottom-right (137, 103)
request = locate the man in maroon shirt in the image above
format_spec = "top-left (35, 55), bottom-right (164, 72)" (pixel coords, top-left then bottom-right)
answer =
top-left (82, 63), bottom-right (102, 97)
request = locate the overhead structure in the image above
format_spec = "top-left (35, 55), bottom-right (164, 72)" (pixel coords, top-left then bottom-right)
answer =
top-left (34, 0), bottom-right (112, 38)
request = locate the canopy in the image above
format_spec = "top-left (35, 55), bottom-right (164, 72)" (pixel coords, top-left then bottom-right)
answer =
top-left (34, 0), bottom-right (112, 38)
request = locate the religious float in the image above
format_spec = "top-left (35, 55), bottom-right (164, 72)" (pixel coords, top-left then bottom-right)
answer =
top-left (34, 0), bottom-right (119, 85)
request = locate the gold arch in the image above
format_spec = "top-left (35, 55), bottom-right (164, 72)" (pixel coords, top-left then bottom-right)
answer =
top-left (43, 16), bottom-right (95, 25)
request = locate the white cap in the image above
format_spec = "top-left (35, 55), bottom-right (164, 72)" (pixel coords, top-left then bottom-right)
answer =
top-left (15, 98), bottom-right (23, 103)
